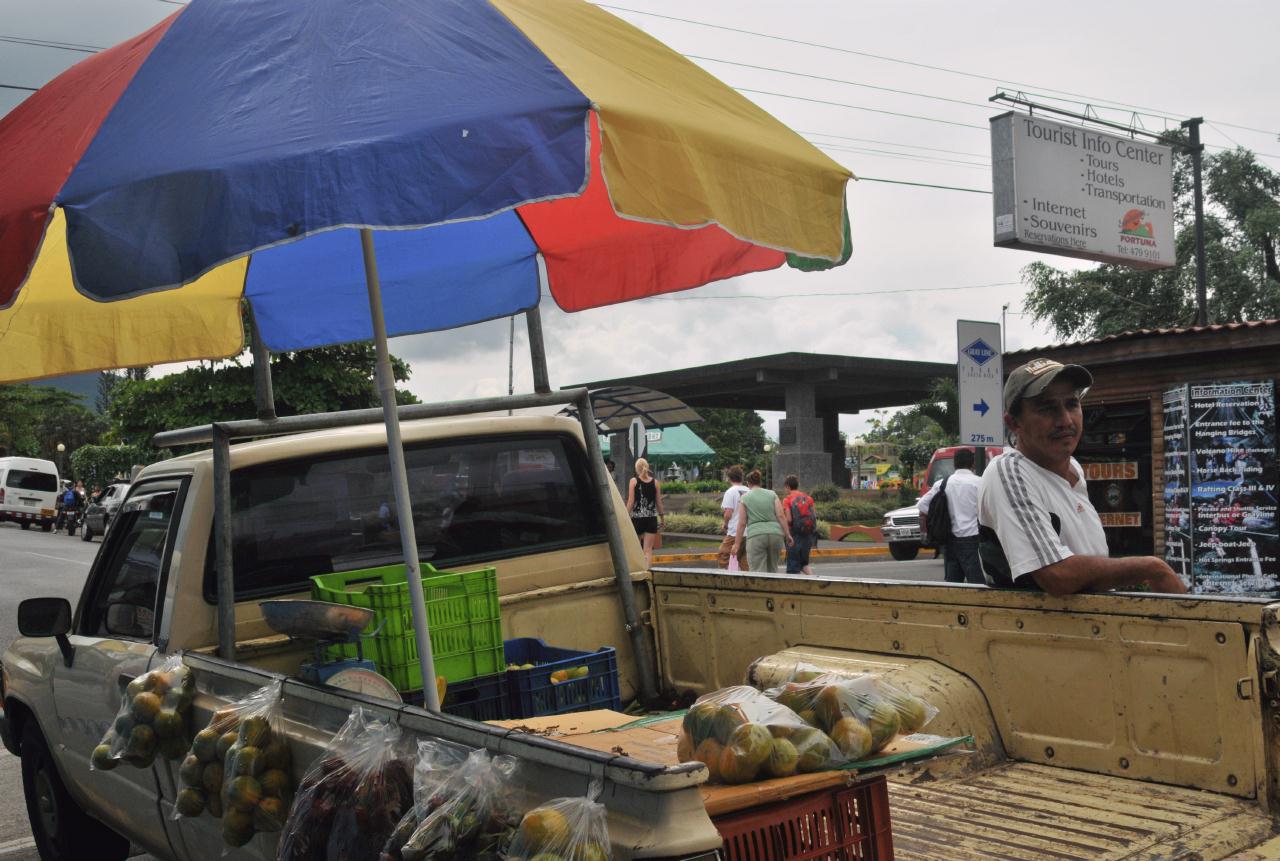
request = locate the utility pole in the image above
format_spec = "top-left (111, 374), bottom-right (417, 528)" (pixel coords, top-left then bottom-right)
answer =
top-left (1181, 117), bottom-right (1209, 327)
top-left (1001, 303), bottom-right (1009, 354)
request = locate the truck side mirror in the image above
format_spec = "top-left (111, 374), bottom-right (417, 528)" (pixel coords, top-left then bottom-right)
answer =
top-left (18, 597), bottom-right (75, 667)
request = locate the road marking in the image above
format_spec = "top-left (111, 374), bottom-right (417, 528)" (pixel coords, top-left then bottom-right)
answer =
top-left (2, 548), bottom-right (87, 565)
top-left (0, 836), bottom-right (36, 856)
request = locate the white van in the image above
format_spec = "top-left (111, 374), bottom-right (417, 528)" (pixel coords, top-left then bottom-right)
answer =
top-left (0, 457), bottom-right (61, 531)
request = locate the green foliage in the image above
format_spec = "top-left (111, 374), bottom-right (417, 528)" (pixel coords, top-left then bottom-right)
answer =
top-left (659, 479), bottom-right (724, 495)
top-left (686, 497), bottom-right (723, 516)
top-left (1023, 143), bottom-right (1280, 339)
top-left (810, 483), bottom-right (841, 503)
top-left (815, 499), bottom-right (898, 524)
top-left (109, 345), bottom-right (419, 448)
top-left (70, 444), bottom-right (150, 489)
top-left (663, 512), bottom-right (831, 539)
top-left (0, 385), bottom-right (106, 462)
top-left (696, 408), bottom-right (769, 472)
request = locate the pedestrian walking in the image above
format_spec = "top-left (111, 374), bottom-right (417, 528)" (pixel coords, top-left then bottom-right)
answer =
top-left (732, 469), bottom-right (792, 574)
top-left (916, 449), bottom-right (983, 584)
top-left (717, 465), bottom-right (751, 571)
top-left (626, 457), bottom-right (665, 568)
top-left (781, 475), bottom-right (817, 575)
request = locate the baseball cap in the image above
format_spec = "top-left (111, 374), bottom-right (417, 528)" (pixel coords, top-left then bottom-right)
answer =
top-left (1003, 358), bottom-right (1092, 413)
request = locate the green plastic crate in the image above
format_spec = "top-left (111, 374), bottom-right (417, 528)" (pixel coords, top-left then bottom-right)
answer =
top-left (310, 562), bottom-right (502, 692)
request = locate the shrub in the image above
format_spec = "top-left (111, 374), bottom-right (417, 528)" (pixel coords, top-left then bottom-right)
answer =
top-left (816, 499), bottom-right (899, 524)
top-left (662, 514), bottom-right (724, 535)
top-left (659, 479), bottom-right (690, 494)
top-left (686, 497), bottom-right (723, 516)
top-left (690, 479), bottom-right (724, 494)
top-left (810, 483), bottom-right (841, 503)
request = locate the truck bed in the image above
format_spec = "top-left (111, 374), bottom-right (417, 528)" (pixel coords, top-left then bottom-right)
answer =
top-left (888, 762), bottom-right (1274, 860)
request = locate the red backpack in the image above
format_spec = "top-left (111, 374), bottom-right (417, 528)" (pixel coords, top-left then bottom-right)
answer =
top-left (790, 493), bottom-right (817, 535)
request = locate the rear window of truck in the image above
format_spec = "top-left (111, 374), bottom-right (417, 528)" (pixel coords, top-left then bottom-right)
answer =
top-left (204, 432), bottom-right (607, 601)
top-left (5, 469), bottom-right (57, 492)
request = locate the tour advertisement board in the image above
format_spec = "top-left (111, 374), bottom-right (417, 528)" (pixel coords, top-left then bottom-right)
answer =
top-left (991, 112), bottom-right (1175, 269)
top-left (1162, 386), bottom-right (1192, 580)
top-left (1164, 380), bottom-right (1279, 594)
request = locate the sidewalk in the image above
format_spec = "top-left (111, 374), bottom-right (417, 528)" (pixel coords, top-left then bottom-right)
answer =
top-left (652, 532), bottom-right (889, 563)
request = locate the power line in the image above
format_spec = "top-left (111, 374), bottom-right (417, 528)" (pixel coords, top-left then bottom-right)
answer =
top-left (0, 83), bottom-right (38, 92)
top-left (597, 3), bottom-right (1280, 141)
top-left (811, 141), bottom-right (988, 170)
top-left (855, 177), bottom-right (991, 194)
top-left (803, 132), bottom-right (988, 160)
top-left (0, 34), bottom-right (104, 53)
top-left (544, 281), bottom-right (1021, 303)
top-left (736, 88), bottom-right (987, 131)
top-left (687, 54), bottom-right (992, 113)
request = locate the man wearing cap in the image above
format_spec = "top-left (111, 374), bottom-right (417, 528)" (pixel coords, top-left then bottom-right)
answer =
top-left (978, 358), bottom-right (1187, 596)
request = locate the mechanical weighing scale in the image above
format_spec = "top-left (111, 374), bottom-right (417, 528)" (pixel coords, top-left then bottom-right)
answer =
top-left (260, 599), bottom-right (401, 700)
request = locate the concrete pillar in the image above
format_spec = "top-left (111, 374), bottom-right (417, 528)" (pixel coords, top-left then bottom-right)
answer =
top-left (608, 431), bottom-right (632, 495)
top-left (822, 410), bottom-right (850, 488)
top-left (775, 380), bottom-right (829, 491)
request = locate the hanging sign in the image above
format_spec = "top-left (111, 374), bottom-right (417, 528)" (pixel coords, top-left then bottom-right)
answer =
top-left (991, 112), bottom-right (1175, 269)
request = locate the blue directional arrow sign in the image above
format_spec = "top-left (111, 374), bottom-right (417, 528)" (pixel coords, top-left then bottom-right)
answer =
top-left (956, 320), bottom-right (1004, 446)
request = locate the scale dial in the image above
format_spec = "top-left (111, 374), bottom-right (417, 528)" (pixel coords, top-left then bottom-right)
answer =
top-left (323, 667), bottom-right (401, 701)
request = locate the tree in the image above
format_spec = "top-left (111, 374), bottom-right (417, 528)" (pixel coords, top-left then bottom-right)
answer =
top-left (1023, 142), bottom-right (1280, 339)
top-left (0, 385), bottom-right (106, 461)
top-left (70, 444), bottom-right (150, 489)
top-left (696, 407), bottom-right (769, 473)
top-left (108, 345), bottom-right (419, 449)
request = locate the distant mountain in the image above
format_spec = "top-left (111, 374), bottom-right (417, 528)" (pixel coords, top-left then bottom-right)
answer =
top-left (25, 372), bottom-right (99, 409)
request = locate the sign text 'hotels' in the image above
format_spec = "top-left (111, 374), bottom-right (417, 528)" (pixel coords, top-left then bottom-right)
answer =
top-left (990, 113), bottom-right (1175, 269)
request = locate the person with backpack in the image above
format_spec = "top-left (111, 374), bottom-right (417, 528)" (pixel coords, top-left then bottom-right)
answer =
top-left (916, 448), bottom-right (984, 584)
top-left (781, 475), bottom-right (817, 574)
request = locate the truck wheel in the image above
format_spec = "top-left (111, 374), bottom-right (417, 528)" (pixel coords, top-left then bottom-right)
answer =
top-left (21, 724), bottom-right (129, 861)
top-left (80, 524), bottom-right (92, 542)
top-left (20, 522), bottom-right (31, 530)
top-left (889, 542), bottom-right (919, 561)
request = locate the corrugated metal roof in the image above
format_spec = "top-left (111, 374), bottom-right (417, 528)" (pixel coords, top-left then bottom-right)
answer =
top-left (1008, 319), bottom-right (1280, 357)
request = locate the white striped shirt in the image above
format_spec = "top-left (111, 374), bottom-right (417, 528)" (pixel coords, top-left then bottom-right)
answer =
top-left (978, 451), bottom-right (1110, 584)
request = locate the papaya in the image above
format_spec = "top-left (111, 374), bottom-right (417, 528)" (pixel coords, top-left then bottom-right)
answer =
top-left (224, 775), bottom-right (263, 813)
top-left (238, 715), bottom-right (271, 747)
top-left (792, 727), bottom-right (836, 773)
top-left (222, 808), bottom-right (255, 847)
top-left (889, 692), bottom-right (930, 734)
top-left (676, 733), bottom-right (694, 763)
top-left (191, 727), bottom-right (221, 762)
top-left (682, 702), bottom-right (717, 746)
top-left (518, 806), bottom-right (571, 847)
top-left (253, 797), bottom-right (286, 832)
top-left (175, 787), bottom-right (205, 818)
top-left (765, 738), bottom-right (800, 778)
top-left (726, 723), bottom-right (773, 771)
top-left (179, 753), bottom-right (203, 787)
top-left (152, 708), bottom-right (183, 740)
top-left (829, 716), bottom-right (873, 760)
top-left (130, 692), bottom-right (161, 724)
top-left (693, 738), bottom-right (724, 782)
top-left (717, 743), bottom-right (759, 784)
top-left (863, 700), bottom-right (901, 752)
top-left (91, 744), bottom-right (118, 771)
top-left (215, 730), bottom-right (238, 760)
top-left (711, 705), bottom-right (746, 745)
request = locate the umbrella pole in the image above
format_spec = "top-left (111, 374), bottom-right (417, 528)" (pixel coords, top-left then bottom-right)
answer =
top-left (360, 228), bottom-right (441, 712)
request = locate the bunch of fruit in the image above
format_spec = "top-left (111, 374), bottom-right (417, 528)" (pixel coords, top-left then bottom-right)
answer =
top-left (676, 686), bottom-right (842, 785)
top-left (175, 682), bottom-right (294, 849)
top-left (770, 674), bottom-right (935, 761)
top-left (504, 788), bottom-right (611, 861)
top-left (549, 666), bottom-right (590, 685)
top-left (92, 660), bottom-right (195, 771)
top-left (381, 749), bottom-right (521, 861)
top-left (280, 747), bottom-right (412, 859)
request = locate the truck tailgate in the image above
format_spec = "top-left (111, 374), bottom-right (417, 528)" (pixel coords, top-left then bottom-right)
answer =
top-left (888, 763), bottom-right (1273, 860)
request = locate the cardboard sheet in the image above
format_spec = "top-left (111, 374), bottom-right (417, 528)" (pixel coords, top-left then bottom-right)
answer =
top-left (494, 710), bottom-right (971, 817)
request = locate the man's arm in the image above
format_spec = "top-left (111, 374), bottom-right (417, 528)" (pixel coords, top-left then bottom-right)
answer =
top-left (722, 497), bottom-right (733, 533)
top-left (1030, 554), bottom-right (1187, 597)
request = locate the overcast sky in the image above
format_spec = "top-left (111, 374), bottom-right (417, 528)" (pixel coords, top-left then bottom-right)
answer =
top-left (3, 0), bottom-right (1278, 441)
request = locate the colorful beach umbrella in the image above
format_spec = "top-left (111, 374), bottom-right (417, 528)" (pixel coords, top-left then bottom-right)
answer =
top-left (0, 0), bottom-right (853, 710)
top-left (0, 0), bottom-right (852, 380)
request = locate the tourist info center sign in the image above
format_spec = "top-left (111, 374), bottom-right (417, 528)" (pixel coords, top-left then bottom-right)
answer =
top-left (990, 112), bottom-right (1175, 269)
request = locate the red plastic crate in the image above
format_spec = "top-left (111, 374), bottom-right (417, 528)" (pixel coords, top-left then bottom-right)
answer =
top-left (714, 776), bottom-right (894, 861)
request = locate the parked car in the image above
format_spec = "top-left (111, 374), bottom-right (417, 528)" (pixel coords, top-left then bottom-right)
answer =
top-left (883, 444), bottom-right (1002, 561)
top-left (80, 482), bottom-right (130, 542)
top-left (0, 457), bottom-right (60, 531)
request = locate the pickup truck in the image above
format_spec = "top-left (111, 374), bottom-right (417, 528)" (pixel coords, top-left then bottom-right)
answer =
top-left (883, 445), bottom-right (1002, 561)
top-left (5, 408), bottom-right (1280, 860)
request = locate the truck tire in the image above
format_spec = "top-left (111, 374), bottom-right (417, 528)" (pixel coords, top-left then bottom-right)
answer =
top-left (889, 542), bottom-right (919, 561)
top-left (40, 523), bottom-right (51, 532)
top-left (21, 723), bottom-right (129, 861)
top-left (20, 522), bottom-right (30, 530)
top-left (80, 524), bottom-right (92, 542)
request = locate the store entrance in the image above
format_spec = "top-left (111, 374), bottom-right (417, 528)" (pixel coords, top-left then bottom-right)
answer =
top-left (1076, 400), bottom-right (1153, 556)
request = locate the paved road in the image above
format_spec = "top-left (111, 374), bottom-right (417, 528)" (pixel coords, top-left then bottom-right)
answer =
top-left (0, 521), bottom-right (102, 860)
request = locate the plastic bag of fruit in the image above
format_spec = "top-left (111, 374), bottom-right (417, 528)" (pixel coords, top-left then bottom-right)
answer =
top-left (276, 706), bottom-right (413, 861)
top-left (677, 685), bottom-right (844, 784)
top-left (767, 673), bottom-right (937, 759)
top-left (378, 739), bottom-right (472, 860)
top-left (173, 679), bottom-right (293, 845)
top-left (383, 747), bottom-right (522, 861)
top-left (93, 654), bottom-right (196, 771)
top-left (505, 779), bottom-right (611, 861)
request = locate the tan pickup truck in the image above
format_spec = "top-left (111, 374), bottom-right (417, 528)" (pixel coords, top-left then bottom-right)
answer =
top-left (4, 409), bottom-right (1279, 860)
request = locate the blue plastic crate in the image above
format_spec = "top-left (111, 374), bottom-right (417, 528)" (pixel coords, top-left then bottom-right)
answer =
top-left (433, 672), bottom-right (509, 722)
top-left (504, 638), bottom-right (621, 719)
